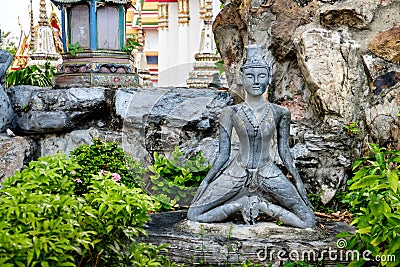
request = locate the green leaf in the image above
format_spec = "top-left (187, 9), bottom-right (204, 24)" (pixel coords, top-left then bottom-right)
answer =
top-left (388, 171), bottom-right (399, 193)
top-left (349, 175), bottom-right (380, 190)
top-left (375, 152), bottom-right (386, 170)
top-left (357, 227), bottom-right (371, 234)
top-left (106, 225), bottom-right (113, 233)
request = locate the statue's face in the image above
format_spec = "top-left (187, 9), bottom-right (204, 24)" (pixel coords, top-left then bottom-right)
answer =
top-left (241, 67), bottom-right (269, 96)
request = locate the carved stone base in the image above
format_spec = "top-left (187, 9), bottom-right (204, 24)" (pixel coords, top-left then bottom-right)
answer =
top-left (139, 210), bottom-right (355, 266)
top-left (55, 73), bottom-right (138, 88)
top-left (55, 51), bottom-right (138, 88)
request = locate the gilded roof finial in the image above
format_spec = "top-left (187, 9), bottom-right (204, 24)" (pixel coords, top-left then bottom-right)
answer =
top-left (29, 0), bottom-right (35, 50)
top-left (39, 0), bottom-right (49, 26)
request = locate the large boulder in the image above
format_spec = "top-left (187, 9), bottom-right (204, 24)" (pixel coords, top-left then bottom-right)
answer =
top-left (38, 129), bottom-right (121, 157)
top-left (0, 50), bottom-right (14, 133)
top-left (118, 88), bottom-right (233, 165)
top-left (0, 87), bottom-right (14, 133)
top-left (0, 135), bottom-right (32, 182)
top-left (8, 86), bottom-right (108, 133)
top-left (368, 24), bottom-right (400, 64)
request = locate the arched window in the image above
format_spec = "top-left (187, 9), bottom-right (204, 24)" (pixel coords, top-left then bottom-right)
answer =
top-left (97, 6), bottom-right (120, 50)
top-left (70, 5), bottom-right (90, 49)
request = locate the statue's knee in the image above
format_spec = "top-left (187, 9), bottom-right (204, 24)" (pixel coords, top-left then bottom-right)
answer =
top-left (187, 206), bottom-right (198, 220)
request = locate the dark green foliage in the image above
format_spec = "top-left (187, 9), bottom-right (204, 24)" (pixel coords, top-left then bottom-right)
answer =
top-left (343, 121), bottom-right (361, 136)
top-left (0, 153), bottom-right (167, 266)
top-left (6, 62), bottom-right (54, 88)
top-left (70, 138), bottom-right (140, 195)
top-left (338, 144), bottom-right (400, 267)
top-left (308, 191), bottom-right (348, 214)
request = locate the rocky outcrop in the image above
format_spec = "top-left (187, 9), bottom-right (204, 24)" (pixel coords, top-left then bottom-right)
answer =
top-left (119, 88), bottom-right (232, 165)
top-left (0, 88), bottom-right (14, 132)
top-left (8, 86), bottom-right (108, 133)
top-left (293, 28), bottom-right (369, 123)
top-left (0, 135), bottom-right (32, 183)
top-left (38, 129), bottom-right (121, 157)
top-left (214, 0), bottom-right (400, 202)
top-left (368, 24), bottom-right (400, 64)
top-left (319, 0), bottom-right (380, 29)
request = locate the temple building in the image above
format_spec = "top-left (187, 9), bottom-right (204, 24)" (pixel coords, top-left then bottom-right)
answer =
top-left (51, 0), bottom-right (138, 88)
top-left (127, 0), bottom-right (222, 87)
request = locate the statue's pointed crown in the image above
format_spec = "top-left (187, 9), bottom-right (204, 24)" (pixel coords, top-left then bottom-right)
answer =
top-left (241, 44), bottom-right (269, 70)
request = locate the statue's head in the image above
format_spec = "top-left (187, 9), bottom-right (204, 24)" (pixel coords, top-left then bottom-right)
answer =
top-left (239, 45), bottom-right (271, 96)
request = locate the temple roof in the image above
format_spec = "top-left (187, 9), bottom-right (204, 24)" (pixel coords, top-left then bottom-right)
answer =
top-left (51, 0), bottom-right (130, 4)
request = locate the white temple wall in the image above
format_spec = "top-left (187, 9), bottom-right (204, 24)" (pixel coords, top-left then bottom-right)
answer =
top-left (144, 30), bottom-right (158, 52)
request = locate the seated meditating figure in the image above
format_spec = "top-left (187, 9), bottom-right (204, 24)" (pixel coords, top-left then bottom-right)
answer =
top-left (187, 45), bottom-right (316, 228)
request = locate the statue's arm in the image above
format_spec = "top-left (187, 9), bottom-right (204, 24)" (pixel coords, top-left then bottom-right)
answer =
top-left (201, 108), bottom-right (233, 185)
top-left (277, 108), bottom-right (312, 208)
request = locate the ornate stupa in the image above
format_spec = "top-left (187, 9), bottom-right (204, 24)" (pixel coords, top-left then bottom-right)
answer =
top-left (27, 0), bottom-right (62, 69)
top-left (51, 0), bottom-right (138, 88)
top-left (12, 0), bottom-right (63, 70)
top-left (186, 0), bottom-right (225, 89)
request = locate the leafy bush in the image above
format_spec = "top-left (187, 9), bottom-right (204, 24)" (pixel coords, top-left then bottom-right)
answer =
top-left (6, 62), bottom-right (54, 88)
top-left (150, 146), bottom-right (211, 188)
top-left (0, 153), bottom-right (168, 266)
top-left (70, 138), bottom-right (141, 195)
top-left (338, 144), bottom-right (400, 267)
top-left (147, 147), bottom-right (211, 207)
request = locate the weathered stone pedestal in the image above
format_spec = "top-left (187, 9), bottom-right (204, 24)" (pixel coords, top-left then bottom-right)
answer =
top-left (55, 51), bottom-right (138, 88)
top-left (140, 211), bottom-right (354, 266)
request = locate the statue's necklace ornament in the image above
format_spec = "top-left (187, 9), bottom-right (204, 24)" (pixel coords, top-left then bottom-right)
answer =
top-left (242, 103), bottom-right (270, 137)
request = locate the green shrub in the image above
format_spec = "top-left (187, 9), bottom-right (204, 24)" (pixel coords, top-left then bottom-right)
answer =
top-left (0, 154), bottom-right (88, 266)
top-left (147, 146), bottom-right (211, 208)
top-left (70, 138), bottom-right (141, 195)
top-left (6, 62), bottom-right (54, 88)
top-left (338, 144), bottom-right (400, 267)
top-left (0, 153), bottom-right (164, 266)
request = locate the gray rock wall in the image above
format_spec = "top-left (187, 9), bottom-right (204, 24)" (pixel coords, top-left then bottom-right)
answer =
top-left (0, 87), bottom-right (232, 185)
top-left (214, 0), bottom-right (400, 202)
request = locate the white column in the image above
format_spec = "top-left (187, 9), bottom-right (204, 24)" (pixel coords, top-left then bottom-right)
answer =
top-left (176, 0), bottom-right (191, 85)
top-left (157, 2), bottom-right (169, 86)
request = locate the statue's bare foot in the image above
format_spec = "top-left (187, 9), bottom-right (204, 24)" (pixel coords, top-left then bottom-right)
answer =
top-left (249, 196), bottom-right (261, 224)
top-left (238, 196), bottom-right (252, 225)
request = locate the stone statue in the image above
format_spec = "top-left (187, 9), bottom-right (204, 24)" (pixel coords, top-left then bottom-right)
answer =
top-left (0, 50), bottom-right (13, 89)
top-left (187, 45), bottom-right (316, 228)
